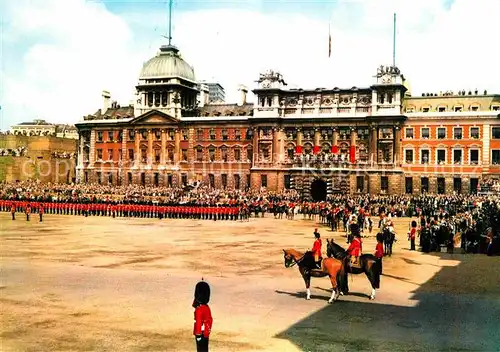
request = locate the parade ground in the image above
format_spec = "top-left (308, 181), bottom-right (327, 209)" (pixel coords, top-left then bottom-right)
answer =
top-left (1, 214), bottom-right (499, 352)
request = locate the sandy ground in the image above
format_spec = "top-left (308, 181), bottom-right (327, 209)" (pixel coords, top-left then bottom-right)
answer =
top-left (1, 212), bottom-right (499, 352)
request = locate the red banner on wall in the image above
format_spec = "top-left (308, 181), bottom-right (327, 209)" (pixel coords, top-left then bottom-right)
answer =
top-left (295, 145), bottom-right (302, 154)
top-left (331, 145), bottom-right (338, 154)
top-left (349, 145), bottom-right (356, 163)
top-left (313, 145), bottom-right (320, 154)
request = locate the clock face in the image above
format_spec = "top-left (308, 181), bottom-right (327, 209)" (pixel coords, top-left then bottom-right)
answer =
top-left (382, 74), bottom-right (393, 84)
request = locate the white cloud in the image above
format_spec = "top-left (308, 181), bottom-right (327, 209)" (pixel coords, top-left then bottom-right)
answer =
top-left (1, 0), bottom-right (499, 129)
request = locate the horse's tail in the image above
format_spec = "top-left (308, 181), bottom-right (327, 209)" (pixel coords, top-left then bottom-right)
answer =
top-left (336, 258), bottom-right (347, 291)
top-left (373, 259), bottom-right (381, 289)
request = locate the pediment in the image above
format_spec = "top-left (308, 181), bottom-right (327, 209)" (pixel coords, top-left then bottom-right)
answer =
top-left (130, 110), bottom-right (179, 125)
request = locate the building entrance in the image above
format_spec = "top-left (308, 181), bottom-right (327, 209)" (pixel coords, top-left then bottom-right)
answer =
top-left (310, 179), bottom-right (327, 201)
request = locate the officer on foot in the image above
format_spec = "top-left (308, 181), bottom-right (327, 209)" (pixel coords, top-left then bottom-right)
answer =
top-left (193, 279), bottom-right (213, 352)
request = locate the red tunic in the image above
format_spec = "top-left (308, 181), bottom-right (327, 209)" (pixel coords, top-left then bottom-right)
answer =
top-left (312, 239), bottom-right (322, 258)
top-left (374, 242), bottom-right (384, 258)
top-left (347, 237), bottom-right (362, 257)
top-left (409, 228), bottom-right (417, 240)
top-left (193, 304), bottom-right (213, 338)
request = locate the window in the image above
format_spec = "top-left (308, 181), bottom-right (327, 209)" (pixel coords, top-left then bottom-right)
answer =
top-left (221, 174), bottom-right (227, 188)
top-left (107, 149), bottom-right (113, 160)
top-left (155, 130), bottom-right (161, 140)
top-left (437, 177), bottom-right (445, 194)
top-left (470, 178), bottom-right (479, 194)
top-left (262, 147), bottom-right (270, 160)
top-left (209, 129), bottom-right (216, 140)
top-left (141, 149), bottom-right (147, 163)
top-left (381, 176), bottom-right (389, 192)
top-left (421, 127), bottom-right (430, 139)
top-left (197, 129), bottom-right (204, 141)
top-left (196, 147), bottom-right (203, 162)
top-left (261, 174), bottom-right (267, 188)
top-left (406, 107), bottom-right (415, 113)
top-left (209, 147), bottom-right (216, 161)
top-left (155, 149), bottom-right (161, 163)
top-left (234, 174), bottom-right (241, 189)
top-left (97, 149), bottom-right (103, 160)
top-left (167, 174), bottom-right (173, 187)
top-left (118, 149), bottom-right (122, 161)
top-left (235, 129), bottom-right (241, 140)
top-left (246, 174), bottom-right (251, 189)
top-left (470, 149), bottom-right (479, 165)
top-left (221, 147), bottom-right (228, 162)
top-left (127, 172), bottom-right (132, 184)
top-left (405, 150), bottom-right (414, 163)
top-left (437, 128), bottom-right (446, 139)
top-left (168, 130), bottom-right (174, 140)
top-left (181, 174), bottom-right (188, 186)
top-left (421, 149), bottom-right (430, 164)
top-left (405, 128), bottom-right (414, 139)
top-left (405, 177), bottom-right (413, 194)
top-left (454, 106), bottom-right (462, 112)
top-left (287, 147), bottom-right (294, 159)
top-left (182, 149), bottom-right (188, 161)
top-left (438, 106), bottom-right (446, 112)
top-left (453, 127), bottom-right (463, 139)
top-left (182, 129), bottom-right (188, 141)
top-left (491, 105), bottom-right (500, 111)
top-left (234, 148), bottom-right (241, 161)
top-left (97, 172), bottom-right (102, 185)
top-left (492, 127), bottom-right (500, 139)
top-left (492, 150), bottom-right (500, 165)
top-left (356, 176), bottom-right (364, 192)
top-left (437, 149), bottom-right (446, 164)
top-left (453, 149), bottom-right (463, 164)
top-left (140, 173), bottom-right (145, 186)
top-left (470, 127), bottom-right (480, 139)
top-left (422, 107), bottom-right (430, 113)
top-left (471, 106), bottom-right (479, 112)
top-left (154, 173), bottom-right (159, 186)
top-left (284, 175), bottom-right (291, 189)
top-left (128, 130), bottom-right (135, 141)
top-left (167, 148), bottom-right (174, 162)
top-left (453, 178), bottom-right (462, 193)
top-left (128, 149), bottom-right (134, 161)
top-left (421, 177), bottom-right (429, 193)
top-left (209, 174), bottom-right (215, 188)
top-left (222, 129), bottom-right (228, 140)
top-left (97, 131), bottom-right (103, 142)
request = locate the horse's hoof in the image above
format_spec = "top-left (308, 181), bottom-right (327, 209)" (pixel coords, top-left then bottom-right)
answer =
top-left (328, 300), bottom-right (333, 304)
top-left (306, 297), bottom-right (311, 300)
top-left (339, 291), bottom-right (344, 296)
top-left (370, 296), bottom-right (375, 300)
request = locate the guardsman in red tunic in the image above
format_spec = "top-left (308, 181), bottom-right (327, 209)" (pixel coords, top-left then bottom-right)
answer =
top-left (39, 203), bottom-right (44, 222)
top-left (193, 280), bottom-right (213, 352)
top-left (312, 228), bottom-right (322, 268)
top-left (374, 234), bottom-right (384, 274)
top-left (11, 202), bottom-right (16, 220)
top-left (347, 233), bottom-right (363, 267)
top-left (25, 203), bottom-right (31, 221)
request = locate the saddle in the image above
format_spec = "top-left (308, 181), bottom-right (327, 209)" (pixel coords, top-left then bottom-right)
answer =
top-left (309, 258), bottom-right (323, 274)
top-left (349, 256), bottom-right (361, 269)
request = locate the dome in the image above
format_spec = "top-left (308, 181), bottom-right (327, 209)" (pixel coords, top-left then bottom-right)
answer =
top-left (139, 45), bottom-right (195, 82)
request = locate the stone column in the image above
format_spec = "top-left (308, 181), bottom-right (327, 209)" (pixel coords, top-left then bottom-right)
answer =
top-left (314, 128), bottom-right (321, 147)
top-left (394, 125), bottom-right (402, 165)
top-left (174, 129), bottom-right (181, 164)
top-left (121, 128), bottom-right (127, 182)
top-left (296, 128), bottom-right (303, 146)
top-left (350, 127), bottom-right (357, 161)
top-left (278, 128), bottom-right (285, 163)
top-left (272, 127), bottom-right (279, 163)
top-left (369, 126), bottom-right (377, 164)
top-left (89, 130), bottom-right (96, 167)
top-left (134, 129), bottom-right (140, 167)
top-left (78, 135), bottom-right (84, 166)
top-left (160, 129), bottom-right (166, 165)
top-left (252, 127), bottom-right (259, 164)
top-left (147, 129), bottom-right (153, 166)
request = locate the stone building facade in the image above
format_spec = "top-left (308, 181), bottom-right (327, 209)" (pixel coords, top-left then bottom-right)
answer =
top-left (0, 134), bottom-right (77, 183)
top-left (75, 43), bottom-right (500, 199)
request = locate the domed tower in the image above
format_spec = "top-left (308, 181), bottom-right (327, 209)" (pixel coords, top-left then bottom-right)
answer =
top-left (134, 44), bottom-right (199, 118)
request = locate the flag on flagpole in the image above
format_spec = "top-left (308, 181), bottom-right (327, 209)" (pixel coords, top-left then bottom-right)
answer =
top-left (328, 22), bottom-right (331, 58)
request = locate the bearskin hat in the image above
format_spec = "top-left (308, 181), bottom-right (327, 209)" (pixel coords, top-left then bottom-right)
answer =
top-left (193, 280), bottom-right (210, 306)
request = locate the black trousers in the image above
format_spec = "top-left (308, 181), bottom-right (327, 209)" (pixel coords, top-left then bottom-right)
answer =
top-left (196, 336), bottom-right (209, 352)
top-left (410, 238), bottom-right (415, 251)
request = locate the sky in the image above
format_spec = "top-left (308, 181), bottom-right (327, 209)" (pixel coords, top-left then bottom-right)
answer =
top-left (0, 0), bottom-right (499, 130)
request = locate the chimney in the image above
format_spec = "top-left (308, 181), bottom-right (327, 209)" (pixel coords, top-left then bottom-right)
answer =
top-left (102, 90), bottom-right (111, 113)
top-left (237, 85), bottom-right (248, 106)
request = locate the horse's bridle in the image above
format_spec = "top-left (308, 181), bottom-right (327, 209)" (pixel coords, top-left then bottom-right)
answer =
top-left (286, 253), bottom-right (305, 267)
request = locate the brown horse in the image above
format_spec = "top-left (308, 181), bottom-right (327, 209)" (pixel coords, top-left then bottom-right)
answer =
top-left (283, 248), bottom-right (345, 303)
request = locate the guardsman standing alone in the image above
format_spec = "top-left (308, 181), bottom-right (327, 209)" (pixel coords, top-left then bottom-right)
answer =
top-left (11, 203), bottom-right (16, 220)
top-left (25, 204), bottom-right (31, 221)
top-left (193, 280), bottom-right (213, 352)
top-left (39, 204), bottom-right (44, 222)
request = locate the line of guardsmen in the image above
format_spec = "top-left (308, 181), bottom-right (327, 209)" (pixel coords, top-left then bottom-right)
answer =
top-left (0, 200), bottom-right (243, 221)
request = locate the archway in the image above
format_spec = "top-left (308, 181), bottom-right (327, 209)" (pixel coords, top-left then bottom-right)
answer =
top-left (310, 179), bottom-right (327, 201)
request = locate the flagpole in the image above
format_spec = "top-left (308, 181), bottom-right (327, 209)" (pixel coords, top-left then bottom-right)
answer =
top-left (392, 13), bottom-right (396, 67)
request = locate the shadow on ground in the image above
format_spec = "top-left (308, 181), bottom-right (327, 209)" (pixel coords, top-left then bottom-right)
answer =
top-left (274, 252), bottom-right (500, 352)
